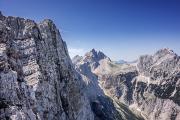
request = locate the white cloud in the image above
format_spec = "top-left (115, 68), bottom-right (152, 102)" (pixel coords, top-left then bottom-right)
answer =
top-left (68, 48), bottom-right (85, 58)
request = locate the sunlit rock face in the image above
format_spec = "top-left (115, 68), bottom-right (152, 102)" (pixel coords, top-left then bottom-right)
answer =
top-left (132, 48), bottom-right (180, 120)
top-left (74, 48), bottom-right (180, 120)
top-left (73, 49), bottom-right (139, 120)
top-left (73, 49), bottom-right (123, 120)
top-left (0, 12), bottom-right (94, 120)
top-left (1, 11), bottom-right (179, 120)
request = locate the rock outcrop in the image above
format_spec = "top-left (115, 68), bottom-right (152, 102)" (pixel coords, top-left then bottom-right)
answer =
top-left (73, 49), bottom-right (123, 120)
top-left (0, 12), bottom-right (94, 120)
top-left (131, 48), bottom-right (180, 120)
top-left (73, 48), bottom-right (180, 120)
top-left (73, 49), bottom-right (142, 120)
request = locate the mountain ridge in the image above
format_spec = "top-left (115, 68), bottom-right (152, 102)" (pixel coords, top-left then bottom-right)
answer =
top-left (73, 48), bottom-right (180, 120)
top-left (1, 11), bottom-right (180, 120)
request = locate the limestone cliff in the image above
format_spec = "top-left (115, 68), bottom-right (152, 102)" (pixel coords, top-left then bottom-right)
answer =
top-left (73, 48), bottom-right (180, 120)
top-left (73, 49), bottom-right (142, 120)
top-left (0, 12), bottom-right (94, 120)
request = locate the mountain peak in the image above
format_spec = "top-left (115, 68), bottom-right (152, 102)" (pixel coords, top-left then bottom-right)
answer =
top-left (72, 55), bottom-right (83, 64)
top-left (90, 48), bottom-right (96, 53)
top-left (0, 12), bottom-right (94, 120)
top-left (85, 49), bottom-right (109, 62)
top-left (155, 48), bottom-right (175, 55)
top-left (88, 48), bottom-right (99, 57)
top-left (153, 48), bottom-right (177, 60)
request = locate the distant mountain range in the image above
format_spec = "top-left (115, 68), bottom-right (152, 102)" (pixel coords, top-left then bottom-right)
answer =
top-left (114, 59), bottom-right (127, 64)
top-left (1, 12), bottom-right (179, 120)
top-left (73, 48), bottom-right (180, 120)
top-left (114, 59), bottom-right (137, 64)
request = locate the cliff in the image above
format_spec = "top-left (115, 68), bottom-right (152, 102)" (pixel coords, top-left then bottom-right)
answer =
top-left (73, 48), bottom-right (180, 120)
top-left (0, 12), bottom-right (94, 120)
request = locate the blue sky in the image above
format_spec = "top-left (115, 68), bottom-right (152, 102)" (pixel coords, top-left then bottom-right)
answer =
top-left (1, 0), bottom-right (180, 61)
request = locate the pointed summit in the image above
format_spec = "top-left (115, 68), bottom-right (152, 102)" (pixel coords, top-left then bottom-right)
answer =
top-left (85, 49), bottom-right (110, 62)
top-left (90, 48), bottom-right (96, 53)
top-left (88, 48), bottom-right (98, 56)
top-left (153, 48), bottom-right (177, 60)
top-left (72, 55), bottom-right (83, 64)
top-left (155, 48), bottom-right (175, 55)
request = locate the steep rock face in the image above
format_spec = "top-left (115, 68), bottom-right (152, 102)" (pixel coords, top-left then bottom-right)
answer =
top-left (74, 48), bottom-right (180, 120)
top-left (95, 49), bottom-right (180, 120)
top-left (73, 49), bottom-right (138, 105)
top-left (100, 70), bottom-right (138, 105)
top-left (73, 49), bottom-right (141, 120)
top-left (132, 48), bottom-right (180, 120)
top-left (73, 49), bottom-right (123, 120)
top-left (0, 12), bottom-right (94, 120)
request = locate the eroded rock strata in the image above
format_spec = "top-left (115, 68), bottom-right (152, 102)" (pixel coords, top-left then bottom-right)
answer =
top-left (0, 12), bottom-right (94, 120)
top-left (73, 49), bottom-right (142, 120)
top-left (1, 11), bottom-right (180, 120)
top-left (73, 48), bottom-right (180, 120)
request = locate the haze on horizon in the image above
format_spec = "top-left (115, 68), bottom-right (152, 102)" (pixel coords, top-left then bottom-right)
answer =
top-left (1, 0), bottom-right (180, 61)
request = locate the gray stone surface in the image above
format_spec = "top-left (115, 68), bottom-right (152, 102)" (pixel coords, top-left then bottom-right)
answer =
top-left (73, 49), bottom-right (142, 120)
top-left (0, 12), bottom-right (94, 120)
top-left (74, 48), bottom-right (180, 120)
top-left (132, 48), bottom-right (180, 120)
top-left (1, 11), bottom-right (179, 120)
